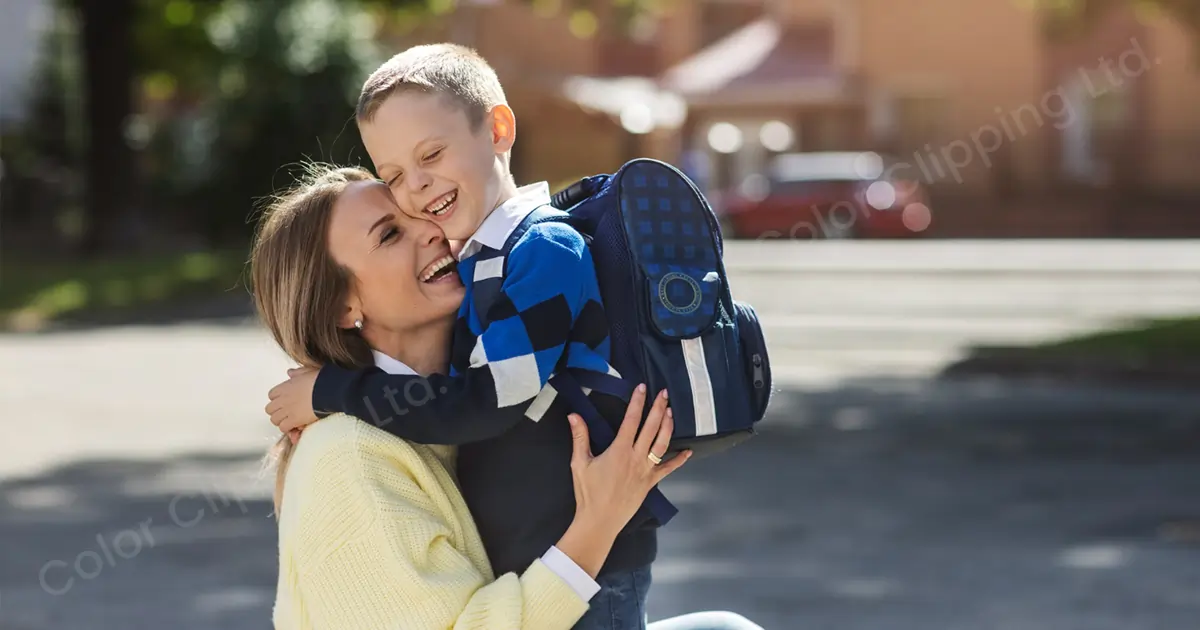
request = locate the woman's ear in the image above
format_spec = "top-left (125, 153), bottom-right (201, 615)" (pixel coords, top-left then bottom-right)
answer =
top-left (337, 294), bottom-right (363, 331)
top-left (489, 104), bottom-right (516, 154)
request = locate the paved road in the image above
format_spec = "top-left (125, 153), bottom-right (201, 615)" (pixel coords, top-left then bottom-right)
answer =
top-left (724, 240), bottom-right (1200, 385)
top-left (1, 323), bottom-right (1199, 629)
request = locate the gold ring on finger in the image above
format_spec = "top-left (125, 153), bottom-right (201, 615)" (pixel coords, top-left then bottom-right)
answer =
top-left (647, 451), bottom-right (663, 465)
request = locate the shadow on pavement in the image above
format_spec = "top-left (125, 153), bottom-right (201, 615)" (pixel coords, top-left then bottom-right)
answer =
top-left (3, 378), bottom-right (1200, 630)
top-left (648, 377), bottom-right (1200, 629)
top-left (0, 452), bottom-right (278, 630)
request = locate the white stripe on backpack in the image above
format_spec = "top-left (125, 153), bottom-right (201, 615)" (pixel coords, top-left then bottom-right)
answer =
top-left (681, 338), bottom-right (717, 436)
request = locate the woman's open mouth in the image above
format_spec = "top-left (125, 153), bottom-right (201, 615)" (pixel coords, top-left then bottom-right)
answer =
top-left (420, 254), bottom-right (458, 284)
top-left (423, 191), bottom-right (458, 222)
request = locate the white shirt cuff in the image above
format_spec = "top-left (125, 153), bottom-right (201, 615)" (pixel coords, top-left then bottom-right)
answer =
top-left (540, 546), bottom-right (601, 601)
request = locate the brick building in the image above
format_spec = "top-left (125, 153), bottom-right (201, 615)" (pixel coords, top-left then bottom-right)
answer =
top-left (411, 0), bottom-right (1200, 237)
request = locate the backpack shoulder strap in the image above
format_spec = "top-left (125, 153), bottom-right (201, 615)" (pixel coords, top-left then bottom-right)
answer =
top-left (500, 205), bottom-right (567, 256)
top-left (499, 205), bottom-right (592, 270)
top-left (469, 205), bottom-right (570, 326)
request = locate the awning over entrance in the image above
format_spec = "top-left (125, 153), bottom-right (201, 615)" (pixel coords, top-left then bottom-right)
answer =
top-left (660, 18), bottom-right (858, 107)
top-left (558, 75), bottom-right (687, 133)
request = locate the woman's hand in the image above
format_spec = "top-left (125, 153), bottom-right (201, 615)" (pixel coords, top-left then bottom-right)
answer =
top-left (555, 384), bottom-right (691, 577)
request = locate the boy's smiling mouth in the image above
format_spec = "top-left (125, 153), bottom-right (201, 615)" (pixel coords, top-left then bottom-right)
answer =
top-left (423, 190), bottom-right (458, 220)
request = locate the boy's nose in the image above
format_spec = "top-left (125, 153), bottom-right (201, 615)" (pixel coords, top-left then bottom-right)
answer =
top-left (407, 169), bottom-right (433, 194)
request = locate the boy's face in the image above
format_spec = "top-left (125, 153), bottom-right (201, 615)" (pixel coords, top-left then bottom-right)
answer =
top-left (360, 91), bottom-right (514, 240)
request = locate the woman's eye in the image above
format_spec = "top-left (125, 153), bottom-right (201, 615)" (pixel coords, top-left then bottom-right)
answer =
top-left (424, 148), bottom-right (443, 162)
top-left (380, 227), bottom-right (399, 243)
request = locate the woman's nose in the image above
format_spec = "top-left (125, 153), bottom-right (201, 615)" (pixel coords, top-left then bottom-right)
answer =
top-left (418, 222), bottom-right (445, 247)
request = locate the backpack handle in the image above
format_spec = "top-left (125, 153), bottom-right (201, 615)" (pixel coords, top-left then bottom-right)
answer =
top-left (551, 175), bottom-right (608, 210)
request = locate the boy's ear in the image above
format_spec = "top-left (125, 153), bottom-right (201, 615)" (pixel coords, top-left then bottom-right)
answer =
top-left (489, 104), bottom-right (516, 154)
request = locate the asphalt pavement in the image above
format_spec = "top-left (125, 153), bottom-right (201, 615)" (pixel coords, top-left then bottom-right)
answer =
top-left (2, 323), bottom-right (1199, 629)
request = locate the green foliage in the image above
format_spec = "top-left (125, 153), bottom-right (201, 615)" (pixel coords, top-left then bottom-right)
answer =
top-left (1037, 0), bottom-right (1200, 39)
top-left (130, 0), bottom-right (665, 244)
top-left (0, 4), bottom-right (86, 241)
top-left (1034, 316), bottom-right (1200, 359)
top-left (138, 0), bottom-right (397, 243)
top-left (0, 248), bottom-right (247, 331)
top-left (9, 0), bottom-right (680, 253)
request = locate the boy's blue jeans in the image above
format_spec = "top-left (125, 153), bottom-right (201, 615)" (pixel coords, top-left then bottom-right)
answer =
top-left (572, 565), bottom-right (652, 630)
top-left (571, 565), bottom-right (764, 630)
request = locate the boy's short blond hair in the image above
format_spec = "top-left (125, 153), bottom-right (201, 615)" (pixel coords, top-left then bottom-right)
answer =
top-left (356, 43), bottom-right (507, 130)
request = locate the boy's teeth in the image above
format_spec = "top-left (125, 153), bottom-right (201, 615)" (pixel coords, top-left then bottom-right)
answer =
top-left (427, 192), bottom-right (455, 216)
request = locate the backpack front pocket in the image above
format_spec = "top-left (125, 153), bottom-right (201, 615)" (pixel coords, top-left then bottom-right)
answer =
top-left (641, 264), bottom-right (721, 339)
top-left (734, 301), bottom-right (772, 422)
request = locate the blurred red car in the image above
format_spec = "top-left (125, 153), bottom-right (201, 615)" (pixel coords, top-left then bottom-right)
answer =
top-left (716, 152), bottom-right (932, 239)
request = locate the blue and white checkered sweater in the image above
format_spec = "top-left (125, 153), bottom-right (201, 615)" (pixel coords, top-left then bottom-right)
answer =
top-left (311, 186), bottom-right (658, 577)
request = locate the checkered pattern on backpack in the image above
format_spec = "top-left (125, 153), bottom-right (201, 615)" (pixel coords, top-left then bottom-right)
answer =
top-left (450, 220), bottom-right (619, 421)
top-left (622, 169), bottom-right (721, 339)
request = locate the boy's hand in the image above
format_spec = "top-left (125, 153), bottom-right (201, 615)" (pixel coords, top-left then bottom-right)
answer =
top-left (266, 367), bottom-right (320, 433)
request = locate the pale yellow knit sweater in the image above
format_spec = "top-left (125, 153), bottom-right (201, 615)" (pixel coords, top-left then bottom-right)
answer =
top-left (272, 414), bottom-right (589, 630)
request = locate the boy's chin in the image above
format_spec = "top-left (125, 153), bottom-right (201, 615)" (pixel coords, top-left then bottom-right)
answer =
top-left (440, 215), bottom-right (479, 241)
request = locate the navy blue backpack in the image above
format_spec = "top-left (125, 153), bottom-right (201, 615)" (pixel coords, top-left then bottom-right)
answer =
top-left (501, 159), bottom-right (772, 471)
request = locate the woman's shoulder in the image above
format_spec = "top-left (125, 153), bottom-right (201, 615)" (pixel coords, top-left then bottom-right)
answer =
top-left (286, 414), bottom-right (426, 482)
top-left (277, 415), bottom-right (466, 555)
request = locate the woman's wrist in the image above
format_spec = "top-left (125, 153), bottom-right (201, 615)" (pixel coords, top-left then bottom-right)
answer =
top-left (554, 513), bottom-right (619, 579)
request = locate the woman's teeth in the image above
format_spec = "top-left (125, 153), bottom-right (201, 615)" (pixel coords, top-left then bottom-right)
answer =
top-left (421, 255), bottom-right (457, 283)
top-left (427, 192), bottom-right (457, 217)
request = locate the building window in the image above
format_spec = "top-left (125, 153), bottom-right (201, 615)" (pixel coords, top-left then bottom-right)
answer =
top-left (1061, 71), bottom-right (1132, 184)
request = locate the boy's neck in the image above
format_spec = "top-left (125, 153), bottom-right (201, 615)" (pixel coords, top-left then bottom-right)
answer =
top-left (487, 174), bottom-right (521, 220)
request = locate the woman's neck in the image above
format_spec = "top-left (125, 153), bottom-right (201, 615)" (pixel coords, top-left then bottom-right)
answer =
top-left (363, 320), bottom-right (452, 376)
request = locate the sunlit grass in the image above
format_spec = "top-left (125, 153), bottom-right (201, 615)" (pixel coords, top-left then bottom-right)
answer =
top-left (1032, 316), bottom-right (1200, 359)
top-left (0, 250), bottom-right (248, 330)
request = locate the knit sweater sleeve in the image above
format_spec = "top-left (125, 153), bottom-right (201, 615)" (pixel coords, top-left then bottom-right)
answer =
top-left (291, 426), bottom-right (589, 630)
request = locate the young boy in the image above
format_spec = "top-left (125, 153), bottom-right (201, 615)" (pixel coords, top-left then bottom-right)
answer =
top-left (268, 44), bottom-right (672, 627)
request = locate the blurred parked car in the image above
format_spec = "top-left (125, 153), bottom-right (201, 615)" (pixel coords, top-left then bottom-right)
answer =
top-left (716, 151), bottom-right (932, 240)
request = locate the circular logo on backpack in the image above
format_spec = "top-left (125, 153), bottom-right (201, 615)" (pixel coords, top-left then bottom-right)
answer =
top-left (658, 272), bottom-right (702, 315)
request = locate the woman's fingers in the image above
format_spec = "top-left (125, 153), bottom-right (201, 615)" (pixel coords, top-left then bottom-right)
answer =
top-left (648, 408), bottom-right (674, 462)
top-left (634, 389), bottom-right (669, 456)
top-left (652, 449), bottom-right (692, 484)
top-left (567, 414), bottom-right (593, 468)
top-left (614, 383), bottom-right (648, 446)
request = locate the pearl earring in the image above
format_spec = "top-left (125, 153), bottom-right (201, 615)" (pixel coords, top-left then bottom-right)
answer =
top-left (354, 319), bottom-right (363, 330)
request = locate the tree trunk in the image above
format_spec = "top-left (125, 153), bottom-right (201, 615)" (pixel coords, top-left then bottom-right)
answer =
top-left (76, 0), bottom-right (135, 256)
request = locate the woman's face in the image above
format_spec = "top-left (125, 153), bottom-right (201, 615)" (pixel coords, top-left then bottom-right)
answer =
top-left (327, 180), bottom-right (465, 333)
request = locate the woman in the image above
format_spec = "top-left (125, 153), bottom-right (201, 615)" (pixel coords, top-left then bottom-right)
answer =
top-left (252, 164), bottom-right (763, 630)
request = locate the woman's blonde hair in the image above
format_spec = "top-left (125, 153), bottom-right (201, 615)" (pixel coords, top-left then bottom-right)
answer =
top-left (249, 163), bottom-right (376, 515)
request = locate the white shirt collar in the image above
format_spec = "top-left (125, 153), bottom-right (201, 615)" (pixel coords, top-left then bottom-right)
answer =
top-left (457, 182), bottom-right (551, 261)
top-left (371, 350), bottom-right (418, 376)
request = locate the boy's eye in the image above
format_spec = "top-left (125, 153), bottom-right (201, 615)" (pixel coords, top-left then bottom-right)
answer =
top-left (423, 148), bottom-right (443, 162)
